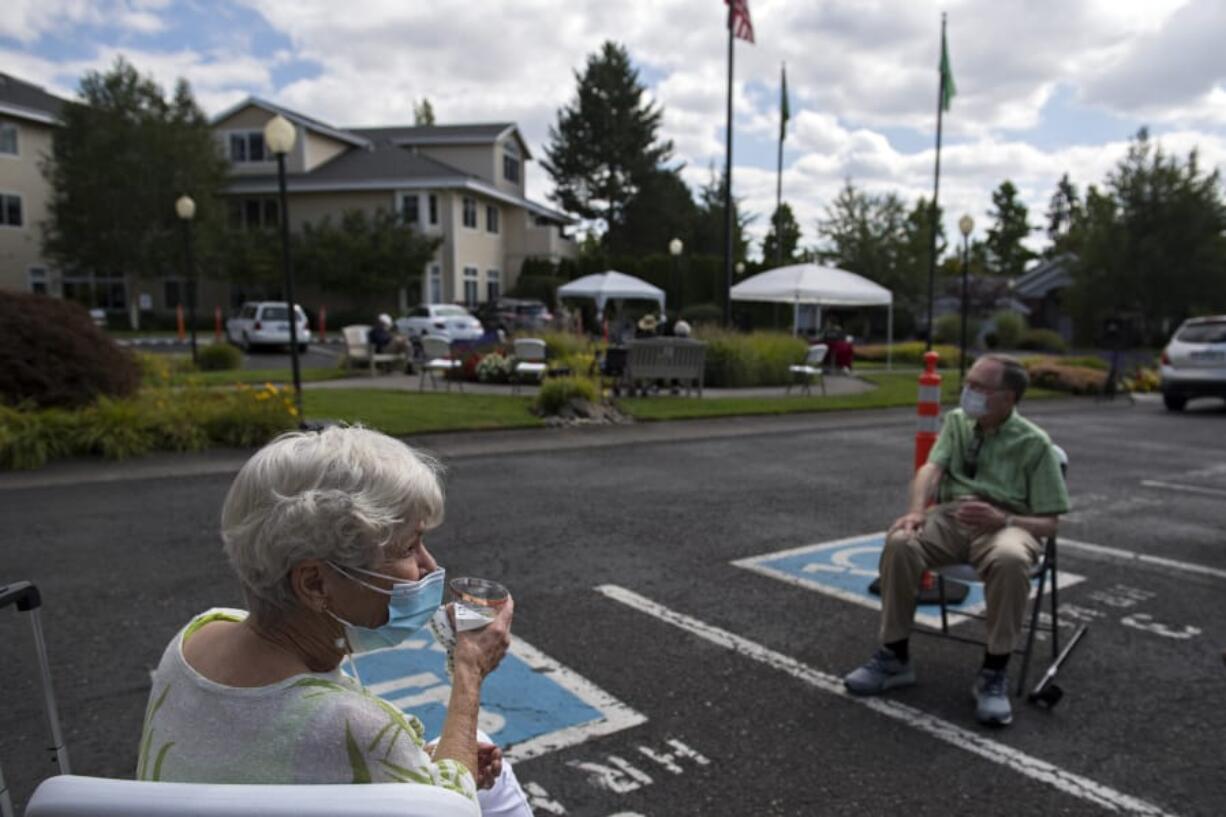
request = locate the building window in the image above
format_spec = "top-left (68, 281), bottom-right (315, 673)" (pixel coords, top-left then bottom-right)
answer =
top-left (0, 123), bottom-right (17, 156)
top-left (0, 193), bottom-right (22, 227)
top-left (462, 197), bottom-right (477, 229)
top-left (228, 131), bottom-right (267, 162)
top-left (63, 270), bottom-right (126, 310)
top-left (463, 266), bottom-right (479, 306)
top-left (486, 205), bottom-right (500, 234)
top-left (428, 264), bottom-right (443, 304)
top-left (503, 154), bottom-right (520, 183)
top-left (28, 267), bottom-right (47, 294)
top-left (402, 194), bottom-right (419, 225)
top-left (228, 198), bottom-right (279, 230)
top-left (428, 194), bottom-right (438, 225)
top-left (486, 269), bottom-right (500, 302)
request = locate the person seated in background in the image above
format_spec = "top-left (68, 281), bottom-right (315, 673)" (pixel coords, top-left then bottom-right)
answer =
top-left (136, 427), bottom-right (532, 815)
top-left (368, 313), bottom-right (408, 354)
top-left (635, 313), bottom-right (659, 338)
top-left (842, 355), bottom-right (1069, 727)
top-left (673, 319), bottom-right (692, 338)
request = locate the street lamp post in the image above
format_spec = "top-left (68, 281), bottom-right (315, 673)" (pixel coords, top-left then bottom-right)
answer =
top-left (669, 237), bottom-right (683, 318)
top-left (175, 195), bottom-right (198, 364)
top-left (958, 214), bottom-right (974, 385)
top-left (264, 114), bottom-right (303, 422)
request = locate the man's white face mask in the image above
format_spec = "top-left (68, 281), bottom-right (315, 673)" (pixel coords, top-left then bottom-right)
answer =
top-left (960, 386), bottom-right (990, 419)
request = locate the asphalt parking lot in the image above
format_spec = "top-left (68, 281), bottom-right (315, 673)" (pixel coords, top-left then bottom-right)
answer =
top-left (2, 397), bottom-right (1223, 815)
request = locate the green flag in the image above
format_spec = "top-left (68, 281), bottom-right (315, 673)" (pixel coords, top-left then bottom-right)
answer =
top-left (940, 26), bottom-right (956, 112)
top-left (780, 63), bottom-right (790, 141)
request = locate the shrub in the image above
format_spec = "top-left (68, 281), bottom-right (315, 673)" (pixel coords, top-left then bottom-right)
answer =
top-left (476, 352), bottom-right (514, 383)
top-left (991, 310), bottom-right (1027, 348)
top-left (1026, 363), bottom-right (1106, 394)
top-left (694, 328), bottom-right (808, 387)
top-left (0, 292), bottom-right (140, 408)
top-left (933, 313), bottom-right (981, 346)
top-left (856, 342), bottom-right (966, 367)
top-left (1123, 367), bottom-right (1160, 393)
top-left (1019, 355), bottom-right (1107, 371)
top-left (680, 302), bottom-right (723, 325)
top-left (197, 343), bottom-right (243, 371)
top-left (535, 377), bottom-right (599, 415)
top-left (528, 330), bottom-right (589, 360)
top-left (1018, 328), bottom-right (1067, 353)
top-left (0, 384), bottom-right (297, 470)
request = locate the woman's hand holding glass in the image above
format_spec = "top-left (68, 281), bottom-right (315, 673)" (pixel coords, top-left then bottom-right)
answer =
top-left (452, 594), bottom-right (513, 681)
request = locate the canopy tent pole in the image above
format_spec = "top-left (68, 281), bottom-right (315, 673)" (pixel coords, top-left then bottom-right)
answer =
top-left (792, 299), bottom-right (799, 336)
top-left (815, 306), bottom-right (822, 335)
top-left (887, 303), bottom-right (894, 370)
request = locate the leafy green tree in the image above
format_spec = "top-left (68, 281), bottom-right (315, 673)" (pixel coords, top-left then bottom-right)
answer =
top-left (618, 168), bottom-right (698, 256)
top-left (689, 166), bottom-right (752, 262)
top-left (984, 180), bottom-right (1034, 277)
top-left (294, 209), bottom-right (442, 300)
top-left (1064, 129), bottom-right (1226, 343)
top-left (899, 196), bottom-right (946, 302)
top-left (762, 202), bottom-right (801, 266)
top-left (413, 98), bottom-right (435, 126)
top-left (42, 57), bottom-right (230, 307)
top-left (542, 41), bottom-right (674, 246)
top-left (815, 179), bottom-right (907, 291)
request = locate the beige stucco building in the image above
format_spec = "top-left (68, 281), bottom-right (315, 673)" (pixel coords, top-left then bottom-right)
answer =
top-left (213, 98), bottom-right (577, 314)
top-left (0, 74), bottom-right (66, 299)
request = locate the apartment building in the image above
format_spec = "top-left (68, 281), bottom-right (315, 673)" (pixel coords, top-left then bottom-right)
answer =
top-left (0, 73), bottom-right (67, 299)
top-left (213, 97), bottom-right (576, 312)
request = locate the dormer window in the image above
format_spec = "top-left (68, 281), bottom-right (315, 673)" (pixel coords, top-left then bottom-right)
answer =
top-left (229, 131), bottom-right (267, 162)
top-left (503, 153), bottom-right (520, 183)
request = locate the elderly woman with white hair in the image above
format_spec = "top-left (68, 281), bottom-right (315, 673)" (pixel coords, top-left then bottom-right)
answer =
top-left (136, 427), bottom-right (531, 815)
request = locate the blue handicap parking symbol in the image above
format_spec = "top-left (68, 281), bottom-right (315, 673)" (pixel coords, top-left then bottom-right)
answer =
top-left (352, 635), bottom-right (644, 761)
top-left (732, 533), bottom-right (987, 626)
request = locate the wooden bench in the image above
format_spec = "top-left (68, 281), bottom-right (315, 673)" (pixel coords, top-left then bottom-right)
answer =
top-left (341, 325), bottom-right (407, 376)
top-left (625, 338), bottom-right (706, 396)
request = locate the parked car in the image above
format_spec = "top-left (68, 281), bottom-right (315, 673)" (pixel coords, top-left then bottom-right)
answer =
top-left (226, 301), bottom-right (311, 352)
top-left (476, 297), bottom-right (553, 333)
top-left (396, 304), bottom-right (485, 341)
top-left (1160, 314), bottom-right (1226, 411)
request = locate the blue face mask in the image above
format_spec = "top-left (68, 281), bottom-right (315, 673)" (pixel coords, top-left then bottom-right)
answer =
top-left (326, 563), bottom-right (445, 654)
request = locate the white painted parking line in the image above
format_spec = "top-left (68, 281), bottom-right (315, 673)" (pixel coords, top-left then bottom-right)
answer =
top-left (596, 584), bottom-right (1182, 817)
top-left (1060, 538), bottom-right (1226, 582)
top-left (1139, 479), bottom-right (1226, 499)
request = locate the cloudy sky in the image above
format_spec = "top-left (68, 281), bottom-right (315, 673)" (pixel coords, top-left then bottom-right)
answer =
top-left (5, 0), bottom-right (1226, 259)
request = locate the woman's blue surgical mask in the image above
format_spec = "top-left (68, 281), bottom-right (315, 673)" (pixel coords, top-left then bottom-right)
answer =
top-left (960, 386), bottom-right (989, 419)
top-left (326, 562), bottom-right (445, 654)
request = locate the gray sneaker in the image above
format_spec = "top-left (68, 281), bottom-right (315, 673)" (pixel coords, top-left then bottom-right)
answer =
top-left (972, 669), bottom-right (1013, 725)
top-left (843, 647), bottom-right (916, 695)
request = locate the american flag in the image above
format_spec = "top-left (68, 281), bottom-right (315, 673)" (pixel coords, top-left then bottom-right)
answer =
top-left (725, 0), bottom-right (754, 43)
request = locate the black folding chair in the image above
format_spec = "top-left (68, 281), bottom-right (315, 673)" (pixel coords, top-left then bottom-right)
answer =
top-left (915, 445), bottom-right (1078, 699)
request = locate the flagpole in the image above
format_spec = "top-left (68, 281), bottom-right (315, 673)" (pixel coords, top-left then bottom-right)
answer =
top-left (722, 0), bottom-right (735, 327)
top-left (925, 12), bottom-right (947, 352)
top-left (775, 64), bottom-right (784, 268)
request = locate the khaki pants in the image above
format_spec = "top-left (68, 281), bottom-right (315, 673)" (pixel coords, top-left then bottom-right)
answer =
top-left (879, 502), bottom-right (1041, 655)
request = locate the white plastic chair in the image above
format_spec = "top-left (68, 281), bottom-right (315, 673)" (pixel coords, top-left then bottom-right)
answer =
top-left (342, 325), bottom-right (406, 376)
top-left (24, 775), bottom-right (479, 817)
top-left (511, 338), bottom-right (547, 393)
top-left (419, 335), bottom-right (463, 392)
top-left (786, 343), bottom-right (828, 396)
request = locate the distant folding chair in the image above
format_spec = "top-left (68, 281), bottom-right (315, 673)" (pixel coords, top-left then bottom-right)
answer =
top-left (786, 343), bottom-right (828, 396)
top-left (917, 444), bottom-right (1077, 699)
top-left (511, 338), bottom-right (548, 394)
top-left (418, 335), bottom-right (463, 392)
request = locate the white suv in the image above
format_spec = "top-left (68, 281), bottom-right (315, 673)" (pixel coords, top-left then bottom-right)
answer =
top-left (226, 301), bottom-right (311, 352)
top-left (1160, 315), bottom-right (1226, 411)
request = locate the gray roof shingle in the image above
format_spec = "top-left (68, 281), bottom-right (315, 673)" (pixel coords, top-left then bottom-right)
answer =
top-left (0, 73), bottom-right (68, 122)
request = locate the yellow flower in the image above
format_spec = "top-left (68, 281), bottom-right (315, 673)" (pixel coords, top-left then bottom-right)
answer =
top-left (255, 392), bottom-right (270, 401)
top-left (287, 406), bottom-right (299, 417)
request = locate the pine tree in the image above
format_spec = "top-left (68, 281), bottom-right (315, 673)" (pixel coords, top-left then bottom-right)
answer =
top-left (984, 180), bottom-right (1035, 277)
top-left (413, 98), bottom-right (435, 126)
top-left (542, 41), bottom-right (673, 245)
top-left (1045, 173), bottom-right (1080, 251)
top-left (762, 202), bottom-right (801, 266)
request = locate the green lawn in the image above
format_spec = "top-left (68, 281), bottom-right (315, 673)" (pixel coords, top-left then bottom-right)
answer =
top-left (618, 372), bottom-right (1061, 422)
top-left (302, 389), bottom-right (542, 436)
top-left (171, 367), bottom-right (352, 387)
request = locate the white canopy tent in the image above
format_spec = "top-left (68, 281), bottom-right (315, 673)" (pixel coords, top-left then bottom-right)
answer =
top-left (730, 263), bottom-right (895, 368)
top-left (556, 270), bottom-right (666, 321)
